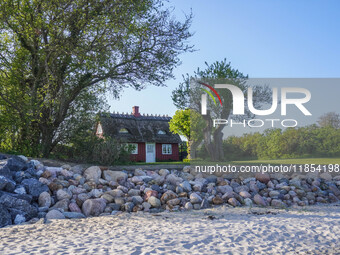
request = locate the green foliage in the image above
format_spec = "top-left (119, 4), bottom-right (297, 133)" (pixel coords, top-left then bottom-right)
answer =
top-left (169, 109), bottom-right (191, 138)
top-left (169, 109), bottom-right (205, 158)
top-left (52, 136), bottom-right (132, 165)
top-left (222, 125), bottom-right (340, 160)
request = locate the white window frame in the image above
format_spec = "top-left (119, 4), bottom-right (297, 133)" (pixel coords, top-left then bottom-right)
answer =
top-left (162, 144), bottom-right (172, 155)
top-left (130, 143), bottom-right (138, 154)
top-left (157, 130), bottom-right (166, 135)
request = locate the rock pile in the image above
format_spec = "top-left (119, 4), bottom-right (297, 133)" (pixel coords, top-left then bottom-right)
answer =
top-left (0, 155), bottom-right (48, 227)
top-left (1, 155), bottom-right (340, 228)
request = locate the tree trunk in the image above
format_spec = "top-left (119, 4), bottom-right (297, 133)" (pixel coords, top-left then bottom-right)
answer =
top-left (41, 126), bottom-right (55, 158)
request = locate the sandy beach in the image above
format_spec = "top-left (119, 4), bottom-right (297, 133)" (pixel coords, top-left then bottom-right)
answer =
top-left (0, 204), bottom-right (339, 255)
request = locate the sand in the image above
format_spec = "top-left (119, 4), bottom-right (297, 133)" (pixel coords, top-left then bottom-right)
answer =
top-left (0, 204), bottom-right (339, 255)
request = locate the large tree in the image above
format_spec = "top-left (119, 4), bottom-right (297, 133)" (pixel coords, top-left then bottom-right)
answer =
top-left (172, 59), bottom-right (272, 161)
top-left (0, 0), bottom-right (193, 157)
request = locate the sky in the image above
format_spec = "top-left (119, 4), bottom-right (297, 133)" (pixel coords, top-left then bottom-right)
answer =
top-left (108, 0), bottom-right (340, 125)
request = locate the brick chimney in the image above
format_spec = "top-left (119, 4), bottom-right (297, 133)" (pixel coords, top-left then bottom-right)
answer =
top-left (132, 106), bottom-right (141, 117)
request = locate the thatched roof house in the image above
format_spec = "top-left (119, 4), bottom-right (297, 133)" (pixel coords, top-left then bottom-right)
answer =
top-left (96, 106), bottom-right (181, 162)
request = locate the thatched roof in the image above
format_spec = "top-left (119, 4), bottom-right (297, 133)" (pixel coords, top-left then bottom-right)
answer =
top-left (99, 112), bottom-right (181, 143)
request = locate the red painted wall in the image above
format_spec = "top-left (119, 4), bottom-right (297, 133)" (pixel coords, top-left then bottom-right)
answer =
top-left (156, 143), bottom-right (179, 161)
top-left (130, 142), bottom-right (146, 162)
top-left (130, 143), bottom-right (179, 162)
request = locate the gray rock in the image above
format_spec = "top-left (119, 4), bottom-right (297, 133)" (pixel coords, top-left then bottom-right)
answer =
top-left (142, 202), bottom-right (151, 211)
top-left (6, 156), bottom-right (26, 172)
top-left (51, 199), bottom-right (70, 212)
top-left (0, 176), bottom-right (16, 192)
top-left (38, 192), bottom-right (52, 208)
top-left (167, 198), bottom-right (180, 207)
top-left (228, 198), bottom-right (239, 207)
top-left (0, 166), bottom-right (12, 179)
top-left (200, 198), bottom-right (210, 209)
top-left (271, 199), bottom-right (286, 208)
top-left (46, 209), bottom-right (65, 220)
top-left (14, 186), bottom-right (26, 195)
top-left (159, 169), bottom-right (170, 176)
top-left (0, 205), bottom-right (12, 227)
top-left (82, 198), bottom-right (106, 217)
top-left (255, 173), bottom-right (271, 184)
top-left (253, 194), bottom-right (267, 206)
top-left (14, 214), bottom-right (26, 224)
top-left (244, 198), bottom-right (253, 207)
top-left (84, 166), bottom-right (102, 183)
top-left (190, 193), bottom-right (202, 204)
top-left (180, 181), bottom-right (192, 192)
top-left (124, 202), bottom-right (135, 212)
top-left (63, 212), bottom-right (86, 219)
top-left (21, 178), bottom-right (49, 199)
top-left (103, 170), bottom-right (127, 183)
top-left (239, 191), bottom-right (252, 199)
top-left (217, 185), bottom-right (233, 194)
top-left (329, 184), bottom-right (340, 196)
top-left (269, 190), bottom-right (280, 198)
top-left (70, 165), bottom-right (84, 175)
top-left (132, 196), bottom-right (143, 205)
top-left (134, 169), bottom-right (146, 176)
top-left (185, 202), bottom-right (193, 210)
top-left (56, 189), bottom-right (72, 201)
top-left (148, 196), bottom-right (161, 208)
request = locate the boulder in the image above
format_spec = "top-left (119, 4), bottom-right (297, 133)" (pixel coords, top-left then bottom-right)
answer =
top-left (0, 205), bottom-right (12, 227)
top-left (63, 212), bottom-right (85, 219)
top-left (217, 185), bottom-right (233, 194)
top-left (84, 166), bottom-right (102, 183)
top-left (0, 176), bottom-right (16, 192)
top-left (103, 170), bottom-right (127, 183)
top-left (51, 199), bottom-right (70, 212)
top-left (160, 190), bottom-right (178, 203)
top-left (69, 202), bottom-right (82, 213)
top-left (38, 192), bottom-right (52, 208)
top-left (21, 178), bottom-right (49, 200)
top-left (190, 193), bottom-right (202, 204)
top-left (56, 189), bottom-right (72, 201)
top-left (6, 156), bottom-right (26, 171)
top-left (255, 173), bottom-right (271, 184)
top-left (148, 196), bottom-right (161, 208)
top-left (82, 198), bottom-right (106, 217)
top-left (0, 166), bottom-right (12, 179)
top-left (180, 181), bottom-right (192, 192)
top-left (46, 210), bottom-right (65, 220)
top-left (212, 196), bottom-right (223, 205)
top-left (14, 214), bottom-right (26, 224)
top-left (253, 194), bottom-right (267, 206)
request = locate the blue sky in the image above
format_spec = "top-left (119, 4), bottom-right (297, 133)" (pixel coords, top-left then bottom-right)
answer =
top-left (108, 0), bottom-right (340, 119)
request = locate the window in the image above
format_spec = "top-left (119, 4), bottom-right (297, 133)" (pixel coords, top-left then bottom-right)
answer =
top-left (130, 143), bottom-right (138, 154)
top-left (119, 128), bottom-right (129, 134)
top-left (157, 130), bottom-right (166, 135)
top-left (162, 144), bottom-right (172, 155)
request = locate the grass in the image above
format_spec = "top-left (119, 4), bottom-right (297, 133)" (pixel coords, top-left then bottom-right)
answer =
top-left (191, 157), bottom-right (340, 165)
top-left (233, 157), bottom-right (340, 165)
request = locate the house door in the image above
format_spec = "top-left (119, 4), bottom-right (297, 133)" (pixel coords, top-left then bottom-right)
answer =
top-left (145, 143), bottom-right (156, 163)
